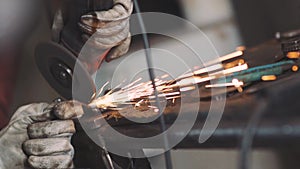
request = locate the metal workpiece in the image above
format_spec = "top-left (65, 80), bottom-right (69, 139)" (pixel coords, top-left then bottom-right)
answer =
top-left (96, 117), bottom-right (300, 149)
top-left (276, 29), bottom-right (300, 41)
top-left (75, 37), bottom-right (300, 150)
top-left (281, 38), bottom-right (300, 55)
top-left (85, 72), bottom-right (300, 149)
top-left (34, 32), bottom-right (300, 159)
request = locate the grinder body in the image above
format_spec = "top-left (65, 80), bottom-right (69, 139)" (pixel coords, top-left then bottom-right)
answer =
top-left (36, 0), bottom-right (113, 102)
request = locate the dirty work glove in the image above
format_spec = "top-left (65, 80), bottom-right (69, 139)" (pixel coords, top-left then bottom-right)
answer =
top-left (79, 0), bottom-right (133, 62)
top-left (0, 101), bottom-right (84, 169)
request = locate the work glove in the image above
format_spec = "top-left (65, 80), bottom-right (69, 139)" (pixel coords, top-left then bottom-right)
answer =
top-left (79, 0), bottom-right (133, 62)
top-left (0, 101), bottom-right (84, 169)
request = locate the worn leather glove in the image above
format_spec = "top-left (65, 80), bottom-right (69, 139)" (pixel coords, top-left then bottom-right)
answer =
top-left (79, 0), bottom-right (133, 62)
top-left (0, 100), bottom-right (84, 169)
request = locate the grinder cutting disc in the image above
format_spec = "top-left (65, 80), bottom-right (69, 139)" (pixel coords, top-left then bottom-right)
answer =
top-left (35, 42), bottom-right (96, 102)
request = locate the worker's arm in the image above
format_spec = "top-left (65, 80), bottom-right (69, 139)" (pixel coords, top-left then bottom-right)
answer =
top-left (0, 52), bottom-right (18, 129)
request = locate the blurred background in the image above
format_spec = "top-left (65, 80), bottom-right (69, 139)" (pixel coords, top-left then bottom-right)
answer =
top-left (7, 0), bottom-right (300, 168)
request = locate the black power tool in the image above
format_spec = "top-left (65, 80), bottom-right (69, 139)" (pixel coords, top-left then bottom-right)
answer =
top-left (35, 0), bottom-right (113, 102)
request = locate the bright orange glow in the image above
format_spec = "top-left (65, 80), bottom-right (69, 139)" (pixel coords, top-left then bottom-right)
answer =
top-left (292, 65), bottom-right (299, 72)
top-left (224, 59), bottom-right (245, 69)
top-left (287, 52), bottom-right (300, 59)
top-left (261, 75), bottom-right (277, 81)
top-left (236, 46), bottom-right (246, 51)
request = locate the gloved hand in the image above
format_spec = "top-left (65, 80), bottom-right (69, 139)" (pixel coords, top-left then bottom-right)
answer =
top-left (79, 0), bottom-right (133, 62)
top-left (0, 100), bottom-right (84, 169)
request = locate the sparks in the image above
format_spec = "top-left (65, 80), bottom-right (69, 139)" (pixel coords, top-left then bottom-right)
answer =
top-left (88, 53), bottom-right (249, 111)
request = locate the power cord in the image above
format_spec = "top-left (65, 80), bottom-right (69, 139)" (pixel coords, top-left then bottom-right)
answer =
top-left (238, 95), bottom-right (268, 169)
top-left (132, 1), bottom-right (173, 169)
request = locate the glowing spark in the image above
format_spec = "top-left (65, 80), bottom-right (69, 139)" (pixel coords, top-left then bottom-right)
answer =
top-left (261, 75), bottom-right (277, 81)
top-left (210, 64), bottom-right (248, 76)
top-left (287, 52), bottom-right (300, 59)
top-left (180, 86), bottom-right (196, 92)
top-left (89, 55), bottom-right (249, 111)
top-left (193, 64), bottom-right (223, 75)
top-left (122, 77), bottom-right (143, 90)
top-left (205, 51), bottom-right (243, 66)
top-left (236, 46), bottom-right (246, 51)
top-left (292, 65), bottom-right (299, 72)
top-left (224, 59), bottom-right (245, 69)
top-left (97, 81), bottom-right (109, 97)
top-left (148, 105), bottom-right (158, 109)
top-left (205, 79), bottom-right (244, 88)
top-left (135, 99), bottom-right (144, 107)
top-left (161, 74), bottom-right (169, 79)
